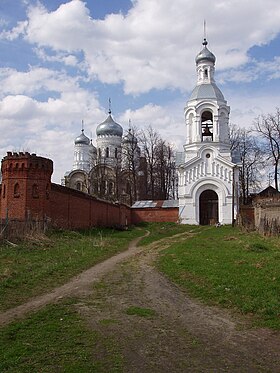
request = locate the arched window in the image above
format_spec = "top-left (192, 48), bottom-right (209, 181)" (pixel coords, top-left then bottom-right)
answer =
top-left (115, 148), bottom-right (118, 158)
top-left (32, 184), bottom-right (39, 198)
top-left (98, 148), bottom-right (101, 158)
top-left (108, 182), bottom-right (114, 194)
top-left (201, 110), bottom-right (213, 142)
top-left (126, 182), bottom-right (131, 194)
top-left (204, 68), bottom-right (208, 78)
top-left (101, 180), bottom-right (106, 194)
top-left (2, 184), bottom-right (6, 199)
top-left (14, 183), bottom-right (20, 198)
top-left (76, 182), bottom-right (81, 191)
top-left (106, 147), bottom-right (109, 158)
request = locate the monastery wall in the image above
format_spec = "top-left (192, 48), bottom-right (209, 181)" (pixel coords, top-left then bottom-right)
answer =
top-left (0, 152), bottom-right (177, 236)
top-left (132, 207), bottom-right (178, 224)
top-left (50, 184), bottom-right (131, 229)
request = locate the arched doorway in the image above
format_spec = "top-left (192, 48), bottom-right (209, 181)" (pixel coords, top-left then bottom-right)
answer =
top-left (199, 190), bottom-right (218, 225)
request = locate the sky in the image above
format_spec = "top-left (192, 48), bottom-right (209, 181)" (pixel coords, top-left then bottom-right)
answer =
top-left (0, 0), bottom-right (280, 183)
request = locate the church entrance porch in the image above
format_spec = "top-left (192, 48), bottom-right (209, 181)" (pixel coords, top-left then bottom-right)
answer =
top-left (199, 190), bottom-right (218, 225)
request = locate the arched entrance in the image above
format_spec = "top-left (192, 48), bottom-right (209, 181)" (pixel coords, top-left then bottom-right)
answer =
top-left (199, 190), bottom-right (219, 225)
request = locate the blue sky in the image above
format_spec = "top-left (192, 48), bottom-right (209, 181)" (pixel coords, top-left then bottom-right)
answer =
top-left (0, 0), bottom-right (280, 182)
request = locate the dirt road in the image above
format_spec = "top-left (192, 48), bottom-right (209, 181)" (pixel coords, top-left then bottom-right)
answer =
top-left (1, 232), bottom-right (279, 372)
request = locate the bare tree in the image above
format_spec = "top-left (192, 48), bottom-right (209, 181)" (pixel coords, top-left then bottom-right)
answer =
top-left (140, 126), bottom-right (176, 200)
top-left (230, 125), bottom-right (265, 204)
top-left (155, 139), bottom-right (176, 199)
top-left (140, 126), bottom-right (160, 199)
top-left (121, 125), bottom-right (141, 204)
top-left (254, 108), bottom-right (280, 191)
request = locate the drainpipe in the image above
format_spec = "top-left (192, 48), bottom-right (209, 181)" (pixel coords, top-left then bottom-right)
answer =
top-left (232, 166), bottom-right (236, 227)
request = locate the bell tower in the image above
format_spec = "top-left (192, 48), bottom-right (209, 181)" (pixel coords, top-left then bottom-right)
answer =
top-left (178, 39), bottom-right (239, 225)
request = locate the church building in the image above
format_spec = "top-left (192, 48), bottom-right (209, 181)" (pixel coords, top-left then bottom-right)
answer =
top-left (177, 39), bottom-right (239, 225)
top-left (64, 109), bottom-right (146, 205)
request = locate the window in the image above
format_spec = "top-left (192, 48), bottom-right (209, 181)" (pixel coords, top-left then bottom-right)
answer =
top-left (76, 182), bottom-right (81, 191)
top-left (115, 148), bottom-right (118, 158)
top-left (126, 182), bottom-right (131, 194)
top-left (108, 182), bottom-right (114, 194)
top-left (14, 183), bottom-right (20, 198)
top-left (32, 184), bottom-right (39, 198)
top-left (204, 69), bottom-right (208, 78)
top-left (2, 184), bottom-right (6, 199)
top-left (106, 147), bottom-right (109, 158)
top-left (201, 110), bottom-right (213, 142)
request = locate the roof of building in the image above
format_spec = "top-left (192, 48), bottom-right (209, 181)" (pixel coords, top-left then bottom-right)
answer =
top-left (131, 200), bottom-right (179, 209)
top-left (96, 113), bottom-right (123, 137)
top-left (257, 185), bottom-right (280, 197)
top-left (189, 83), bottom-right (224, 101)
top-left (75, 129), bottom-right (90, 145)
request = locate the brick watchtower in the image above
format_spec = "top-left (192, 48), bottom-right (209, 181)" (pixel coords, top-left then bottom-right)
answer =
top-left (1, 152), bottom-right (53, 221)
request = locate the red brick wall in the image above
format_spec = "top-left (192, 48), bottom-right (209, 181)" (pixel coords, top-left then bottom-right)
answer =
top-left (50, 183), bottom-right (131, 229)
top-left (131, 207), bottom-right (178, 224)
top-left (239, 205), bottom-right (255, 226)
top-left (0, 152), bottom-right (176, 231)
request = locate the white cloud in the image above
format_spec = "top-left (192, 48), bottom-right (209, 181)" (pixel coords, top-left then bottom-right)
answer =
top-left (1, 0), bottom-right (280, 182)
top-left (2, 0), bottom-right (280, 93)
top-left (0, 20), bottom-right (27, 40)
top-left (34, 48), bottom-right (79, 67)
top-left (217, 57), bottom-right (280, 84)
top-left (120, 103), bottom-right (185, 150)
top-left (0, 67), bottom-right (83, 97)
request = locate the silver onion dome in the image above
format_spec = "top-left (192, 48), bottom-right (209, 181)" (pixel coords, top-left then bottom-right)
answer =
top-left (195, 38), bottom-right (216, 65)
top-left (123, 128), bottom-right (137, 144)
top-left (96, 113), bottom-right (123, 137)
top-left (75, 129), bottom-right (90, 145)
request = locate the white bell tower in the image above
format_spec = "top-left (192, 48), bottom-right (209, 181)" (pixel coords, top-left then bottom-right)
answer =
top-left (178, 39), bottom-right (239, 225)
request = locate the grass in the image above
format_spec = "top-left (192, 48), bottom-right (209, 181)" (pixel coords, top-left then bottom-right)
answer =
top-left (0, 227), bottom-right (144, 311)
top-left (0, 300), bottom-right (123, 373)
top-left (1, 222), bottom-right (280, 329)
top-left (1, 223), bottom-right (280, 371)
top-left (125, 306), bottom-right (157, 318)
top-left (138, 222), bottom-right (194, 246)
top-left (157, 225), bottom-right (280, 329)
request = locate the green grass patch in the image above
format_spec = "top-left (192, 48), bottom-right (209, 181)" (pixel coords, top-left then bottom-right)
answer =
top-left (99, 319), bottom-right (118, 326)
top-left (138, 222), bottom-right (194, 246)
top-left (157, 225), bottom-right (280, 329)
top-left (0, 227), bottom-right (143, 311)
top-left (125, 306), bottom-right (157, 318)
top-left (0, 301), bottom-right (123, 373)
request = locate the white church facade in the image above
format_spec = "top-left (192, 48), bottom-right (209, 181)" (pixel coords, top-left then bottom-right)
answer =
top-left (177, 39), bottom-right (239, 225)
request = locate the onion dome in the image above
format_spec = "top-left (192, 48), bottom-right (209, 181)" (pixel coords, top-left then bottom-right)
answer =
top-left (89, 139), bottom-right (97, 154)
top-left (195, 38), bottom-right (216, 65)
top-left (123, 128), bottom-right (137, 144)
top-left (75, 129), bottom-right (90, 145)
top-left (96, 113), bottom-right (123, 137)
